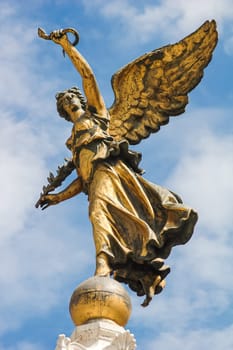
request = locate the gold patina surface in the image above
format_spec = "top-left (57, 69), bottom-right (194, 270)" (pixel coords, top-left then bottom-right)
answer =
top-left (69, 276), bottom-right (132, 326)
top-left (36, 21), bottom-right (217, 306)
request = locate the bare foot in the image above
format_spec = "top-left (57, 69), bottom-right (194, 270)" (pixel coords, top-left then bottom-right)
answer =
top-left (141, 275), bottom-right (162, 307)
top-left (95, 253), bottom-right (111, 277)
top-left (154, 278), bottom-right (166, 295)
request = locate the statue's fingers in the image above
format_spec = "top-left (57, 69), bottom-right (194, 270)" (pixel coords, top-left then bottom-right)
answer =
top-left (35, 195), bottom-right (48, 208)
top-left (35, 198), bottom-right (43, 208)
top-left (52, 29), bottom-right (64, 39)
top-left (40, 198), bottom-right (52, 209)
top-left (41, 203), bottom-right (50, 210)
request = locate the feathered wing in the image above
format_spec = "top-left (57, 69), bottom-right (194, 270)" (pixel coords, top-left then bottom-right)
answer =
top-left (108, 20), bottom-right (218, 145)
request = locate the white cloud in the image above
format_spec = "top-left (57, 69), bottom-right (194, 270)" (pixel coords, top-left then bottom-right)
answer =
top-left (130, 245), bottom-right (232, 330)
top-left (0, 1), bottom-right (94, 336)
top-left (82, 0), bottom-right (233, 49)
top-left (167, 130), bottom-right (233, 233)
top-left (0, 110), bottom-right (92, 336)
top-left (145, 324), bottom-right (233, 350)
top-left (0, 203), bottom-right (93, 335)
top-left (162, 119), bottom-right (233, 309)
top-left (0, 111), bottom-right (92, 334)
top-left (224, 34), bottom-right (233, 55)
top-left (128, 107), bottom-right (233, 346)
top-left (0, 114), bottom-right (47, 237)
top-left (0, 3), bottom-right (41, 112)
top-left (0, 341), bottom-right (43, 350)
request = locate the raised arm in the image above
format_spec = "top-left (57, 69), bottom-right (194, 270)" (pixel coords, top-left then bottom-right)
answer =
top-left (49, 29), bottom-right (107, 116)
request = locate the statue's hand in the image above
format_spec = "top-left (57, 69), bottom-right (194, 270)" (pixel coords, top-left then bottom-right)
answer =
top-left (35, 194), bottom-right (60, 210)
top-left (49, 29), bottom-right (69, 46)
top-left (38, 28), bottom-right (79, 53)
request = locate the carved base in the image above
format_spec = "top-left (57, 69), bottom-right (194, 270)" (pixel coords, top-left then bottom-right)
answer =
top-left (55, 319), bottom-right (136, 350)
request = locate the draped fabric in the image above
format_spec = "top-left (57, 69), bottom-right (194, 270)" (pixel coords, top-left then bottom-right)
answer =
top-left (67, 111), bottom-right (198, 305)
top-left (88, 160), bottom-right (197, 304)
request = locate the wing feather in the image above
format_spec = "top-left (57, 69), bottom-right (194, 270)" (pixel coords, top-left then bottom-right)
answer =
top-left (108, 20), bottom-right (218, 144)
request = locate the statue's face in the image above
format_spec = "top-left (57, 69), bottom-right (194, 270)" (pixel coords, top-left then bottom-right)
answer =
top-left (61, 92), bottom-right (84, 120)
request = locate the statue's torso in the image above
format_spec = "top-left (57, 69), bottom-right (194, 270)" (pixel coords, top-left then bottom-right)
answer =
top-left (66, 111), bottom-right (111, 185)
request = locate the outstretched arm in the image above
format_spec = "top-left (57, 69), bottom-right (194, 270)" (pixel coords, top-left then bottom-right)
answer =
top-left (50, 30), bottom-right (107, 116)
top-left (36, 177), bottom-right (83, 210)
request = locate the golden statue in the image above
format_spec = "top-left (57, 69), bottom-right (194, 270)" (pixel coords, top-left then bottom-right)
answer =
top-left (36, 20), bottom-right (217, 306)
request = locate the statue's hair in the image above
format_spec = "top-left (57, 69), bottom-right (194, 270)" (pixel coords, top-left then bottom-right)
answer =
top-left (56, 87), bottom-right (86, 121)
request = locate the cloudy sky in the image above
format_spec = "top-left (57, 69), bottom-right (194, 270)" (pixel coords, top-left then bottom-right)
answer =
top-left (1, 0), bottom-right (233, 349)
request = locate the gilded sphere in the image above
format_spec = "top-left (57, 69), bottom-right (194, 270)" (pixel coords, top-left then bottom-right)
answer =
top-left (69, 276), bottom-right (132, 327)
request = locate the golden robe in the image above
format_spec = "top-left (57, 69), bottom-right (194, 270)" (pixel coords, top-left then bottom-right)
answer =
top-left (67, 110), bottom-right (198, 304)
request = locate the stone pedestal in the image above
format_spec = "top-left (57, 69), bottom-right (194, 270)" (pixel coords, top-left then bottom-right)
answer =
top-left (55, 319), bottom-right (136, 350)
top-left (54, 276), bottom-right (137, 350)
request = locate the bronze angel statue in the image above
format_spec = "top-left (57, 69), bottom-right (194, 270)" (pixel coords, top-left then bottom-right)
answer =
top-left (36, 20), bottom-right (218, 306)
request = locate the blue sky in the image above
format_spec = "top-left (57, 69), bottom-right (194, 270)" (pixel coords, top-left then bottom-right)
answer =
top-left (1, 0), bottom-right (233, 349)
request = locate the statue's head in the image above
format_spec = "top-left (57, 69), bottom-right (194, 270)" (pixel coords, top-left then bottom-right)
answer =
top-left (56, 87), bottom-right (86, 121)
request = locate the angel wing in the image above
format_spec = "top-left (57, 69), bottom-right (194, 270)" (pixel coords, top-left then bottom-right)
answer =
top-left (108, 20), bottom-right (218, 145)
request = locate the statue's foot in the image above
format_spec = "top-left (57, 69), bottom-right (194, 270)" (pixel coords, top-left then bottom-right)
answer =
top-left (141, 275), bottom-right (162, 307)
top-left (154, 278), bottom-right (166, 294)
top-left (95, 253), bottom-right (112, 277)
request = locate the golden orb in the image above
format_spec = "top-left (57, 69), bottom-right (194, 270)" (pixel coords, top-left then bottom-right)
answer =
top-left (69, 276), bottom-right (132, 327)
